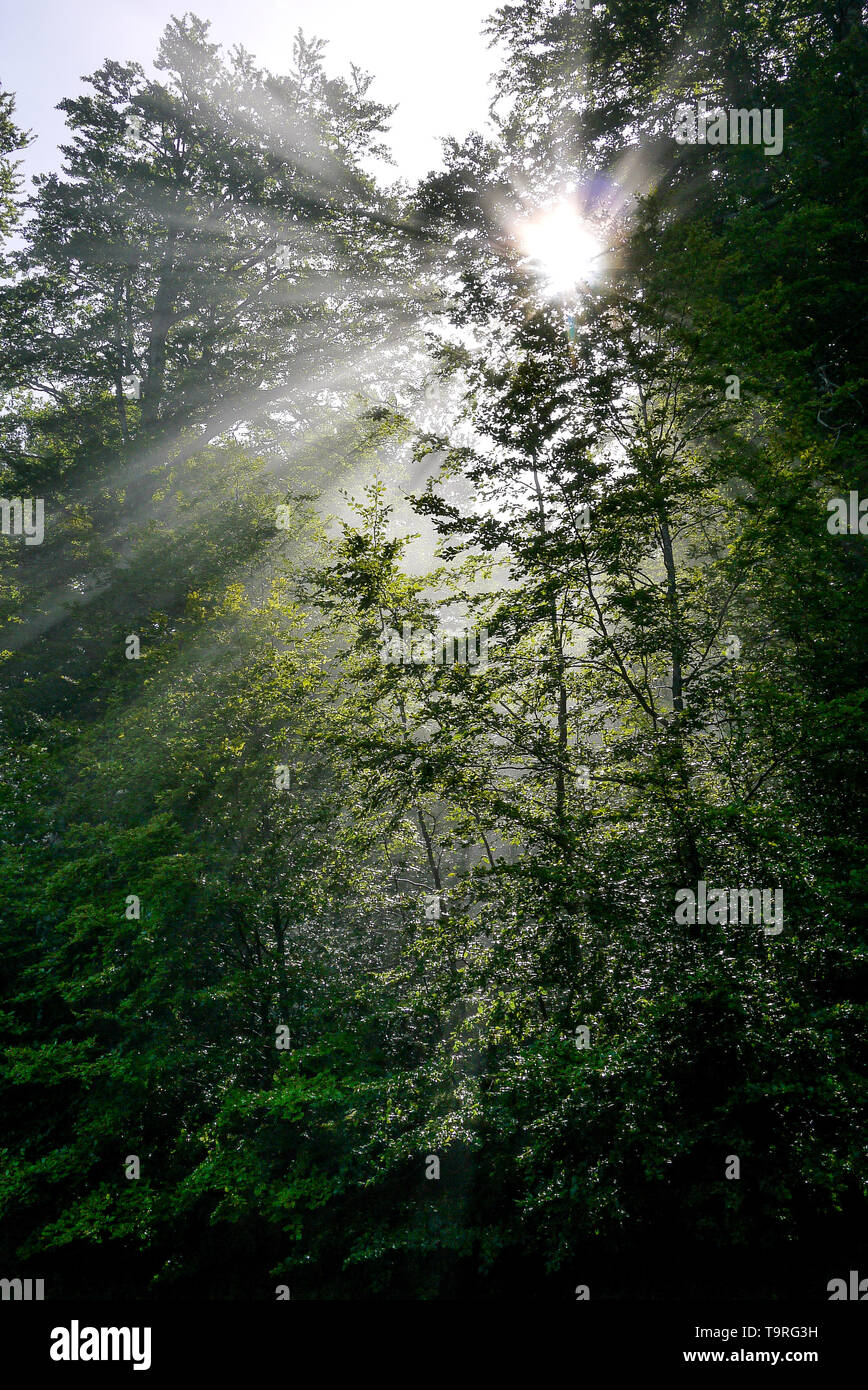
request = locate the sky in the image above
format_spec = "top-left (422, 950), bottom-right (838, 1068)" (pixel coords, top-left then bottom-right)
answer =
top-left (1, 0), bottom-right (503, 188)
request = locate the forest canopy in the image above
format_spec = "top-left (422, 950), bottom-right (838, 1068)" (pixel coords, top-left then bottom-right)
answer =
top-left (0, 3), bottom-right (866, 1300)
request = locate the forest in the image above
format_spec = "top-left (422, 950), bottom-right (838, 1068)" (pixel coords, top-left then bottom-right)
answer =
top-left (0, 1), bottom-right (866, 1302)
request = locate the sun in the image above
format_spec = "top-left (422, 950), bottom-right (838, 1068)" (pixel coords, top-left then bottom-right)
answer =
top-left (515, 203), bottom-right (604, 295)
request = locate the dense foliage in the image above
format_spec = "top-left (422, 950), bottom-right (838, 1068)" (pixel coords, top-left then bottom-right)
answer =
top-left (1, 4), bottom-right (865, 1298)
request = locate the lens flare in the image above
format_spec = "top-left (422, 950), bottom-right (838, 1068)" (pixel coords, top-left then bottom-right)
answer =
top-left (516, 203), bottom-right (604, 294)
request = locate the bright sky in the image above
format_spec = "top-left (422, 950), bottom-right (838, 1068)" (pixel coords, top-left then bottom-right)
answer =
top-left (2, 0), bottom-right (503, 188)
